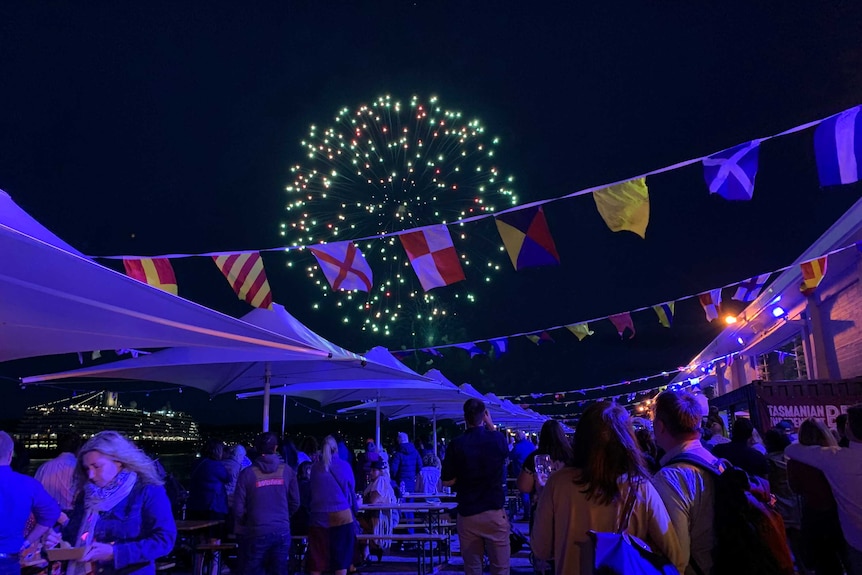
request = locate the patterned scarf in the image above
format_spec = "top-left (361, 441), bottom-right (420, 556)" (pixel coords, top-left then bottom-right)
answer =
top-left (69, 470), bottom-right (137, 575)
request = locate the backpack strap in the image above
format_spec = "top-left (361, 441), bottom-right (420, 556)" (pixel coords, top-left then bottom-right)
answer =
top-left (664, 453), bottom-right (728, 575)
top-left (666, 452), bottom-right (729, 476)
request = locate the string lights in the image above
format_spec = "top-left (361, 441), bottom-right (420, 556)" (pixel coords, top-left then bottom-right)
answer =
top-left (400, 240), bottom-right (860, 355)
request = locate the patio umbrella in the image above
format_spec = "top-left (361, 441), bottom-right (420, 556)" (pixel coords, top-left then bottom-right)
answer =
top-left (236, 349), bottom-right (454, 446)
top-left (334, 370), bottom-right (488, 449)
top-left (23, 307), bottom-right (435, 432)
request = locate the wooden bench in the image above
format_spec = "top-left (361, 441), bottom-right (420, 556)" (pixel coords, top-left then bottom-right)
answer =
top-left (192, 542), bottom-right (237, 575)
top-left (288, 532), bottom-right (449, 575)
top-left (357, 533), bottom-right (449, 575)
top-left (392, 520), bottom-right (456, 538)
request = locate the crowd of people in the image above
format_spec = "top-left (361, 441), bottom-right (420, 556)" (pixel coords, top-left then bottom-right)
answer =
top-left (2, 390), bottom-right (861, 575)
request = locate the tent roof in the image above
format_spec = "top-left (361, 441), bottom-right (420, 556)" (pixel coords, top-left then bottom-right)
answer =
top-left (235, 350), bottom-right (462, 405)
top-left (333, 368), bottom-right (550, 430)
top-left (1, 191), bottom-right (327, 362)
top-left (23, 310), bottom-right (431, 396)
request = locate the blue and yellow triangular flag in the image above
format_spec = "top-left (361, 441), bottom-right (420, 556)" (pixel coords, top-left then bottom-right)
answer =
top-left (653, 302), bottom-right (674, 328)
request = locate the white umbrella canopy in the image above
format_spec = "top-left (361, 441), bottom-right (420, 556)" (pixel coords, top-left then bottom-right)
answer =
top-left (239, 348), bottom-right (443, 405)
top-left (0, 191), bottom-right (326, 362)
top-left (483, 392), bottom-right (549, 430)
top-left (22, 305), bottom-right (403, 395)
top-left (22, 309), bottom-right (435, 431)
top-left (235, 347), bottom-right (447, 445)
top-left (334, 369), bottom-right (548, 442)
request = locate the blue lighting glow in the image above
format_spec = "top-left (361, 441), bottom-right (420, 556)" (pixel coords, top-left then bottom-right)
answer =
top-left (772, 306), bottom-right (786, 317)
top-left (737, 337), bottom-right (745, 345)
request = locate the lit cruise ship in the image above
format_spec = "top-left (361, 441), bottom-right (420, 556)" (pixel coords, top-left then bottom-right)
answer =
top-left (15, 390), bottom-right (200, 453)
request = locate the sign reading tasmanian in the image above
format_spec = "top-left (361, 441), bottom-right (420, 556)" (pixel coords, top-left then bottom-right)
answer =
top-left (766, 403), bottom-right (852, 428)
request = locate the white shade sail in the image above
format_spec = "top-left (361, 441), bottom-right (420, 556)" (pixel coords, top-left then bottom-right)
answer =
top-left (0, 191), bottom-right (327, 362)
top-left (23, 308), bottom-right (432, 396)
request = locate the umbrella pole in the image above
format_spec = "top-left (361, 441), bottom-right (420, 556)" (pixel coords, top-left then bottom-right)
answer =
top-left (375, 392), bottom-right (381, 449)
top-left (432, 405), bottom-right (438, 456)
top-left (281, 393), bottom-right (287, 437)
top-left (263, 362), bottom-right (271, 432)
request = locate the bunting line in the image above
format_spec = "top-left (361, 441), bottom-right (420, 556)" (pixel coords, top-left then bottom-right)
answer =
top-left (500, 350), bottom-right (742, 414)
top-left (96, 108), bottom-right (846, 261)
top-left (400, 241), bottom-right (860, 355)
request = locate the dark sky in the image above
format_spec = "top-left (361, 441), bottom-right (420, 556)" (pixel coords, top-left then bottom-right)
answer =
top-left (1, 0), bottom-right (862, 426)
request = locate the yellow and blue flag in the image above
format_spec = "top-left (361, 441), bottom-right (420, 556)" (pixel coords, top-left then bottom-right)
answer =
top-left (653, 302), bottom-right (674, 328)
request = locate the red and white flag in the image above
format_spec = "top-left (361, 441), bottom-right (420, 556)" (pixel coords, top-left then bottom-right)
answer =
top-left (698, 288), bottom-right (723, 321)
top-left (398, 225), bottom-right (465, 291)
top-left (213, 252), bottom-right (273, 309)
top-left (123, 258), bottom-right (178, 295)
top-left (309, 241), bottom-right (373, 292)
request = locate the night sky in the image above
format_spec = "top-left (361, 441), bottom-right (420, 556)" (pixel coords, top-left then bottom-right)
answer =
top-left (1, 1), bottom-right (862, 426)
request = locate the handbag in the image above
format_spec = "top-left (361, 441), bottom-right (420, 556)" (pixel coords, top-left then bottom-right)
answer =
top-left (588, 479), bottom-right (679, 575)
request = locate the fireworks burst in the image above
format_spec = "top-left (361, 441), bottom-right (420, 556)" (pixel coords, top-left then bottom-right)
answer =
top-left (281, 94), bottom-right (517, 344)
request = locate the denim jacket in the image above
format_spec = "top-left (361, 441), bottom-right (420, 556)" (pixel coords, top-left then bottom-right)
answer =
top-left (64, 482), bottom-right (177, 575)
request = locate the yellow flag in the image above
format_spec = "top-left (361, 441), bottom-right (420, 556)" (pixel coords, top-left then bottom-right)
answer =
top-left (592, 178), bottom-right (650, 238)
top-left (566, 323), bottom-right (594, 341)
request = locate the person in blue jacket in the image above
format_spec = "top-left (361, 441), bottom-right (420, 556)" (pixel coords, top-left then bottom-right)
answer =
top-left (187, 439), bottom-right (231, 529)
top-left (0, 430), bottom-right (60, 575)
top-left (509, 430), bottom-right (535, 521)
top-left (49, 431), bottom-right (177, 575)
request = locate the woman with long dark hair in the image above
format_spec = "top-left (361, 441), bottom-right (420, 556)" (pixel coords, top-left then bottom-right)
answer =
top-left (531, 402), bottom-right (682, 574)
top-left (517, 420), bottom-right (572, 524)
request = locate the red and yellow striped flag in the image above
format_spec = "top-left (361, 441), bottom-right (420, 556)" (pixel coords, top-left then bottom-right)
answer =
top-left (213, 252), bottom-right (273, 309)
top-left (122, 258), bottom-right (178, 295)
top-left (800, 256), bottom-right (828, 297)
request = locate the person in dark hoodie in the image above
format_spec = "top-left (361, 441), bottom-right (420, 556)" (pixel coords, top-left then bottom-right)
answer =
top-left (389, 432), bottom-right (422, 542)
top-left (234, 432), bottom-right (300, 575)
top-left (390, 432), bottom-right (421, 494)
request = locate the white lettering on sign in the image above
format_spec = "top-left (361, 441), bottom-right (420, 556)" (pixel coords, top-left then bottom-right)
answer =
top-left (766, 403), bottom-right (850, 428)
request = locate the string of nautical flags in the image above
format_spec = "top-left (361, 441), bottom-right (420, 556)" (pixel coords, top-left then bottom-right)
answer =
top-left (396, 242), bottom-right (855, 357)
top-left (95, 104), bottom-right (862, 310)
top-left (502, 354), bottom-right (744, 418)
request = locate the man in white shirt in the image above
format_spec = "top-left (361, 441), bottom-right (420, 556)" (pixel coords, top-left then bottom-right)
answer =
top-left (651, 390), bottom-right (717, 575)
top-left (785, 404), bottom-right (862, 575)
top-left (34, 432), bottom-right (80, 512)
